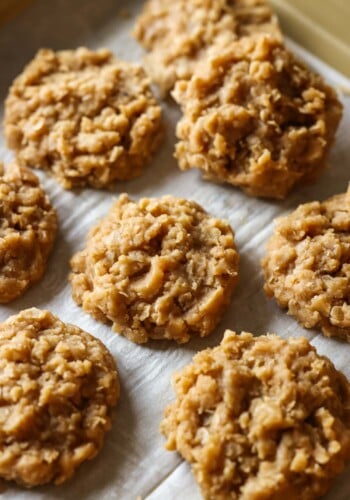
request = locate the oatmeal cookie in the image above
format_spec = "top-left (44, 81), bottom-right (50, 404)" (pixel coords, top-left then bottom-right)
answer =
top-left (161, 330), bottom-right (350, 500)
top-left (174, 35), bottom-right (343, 199)
top-left (4, 47), bottom-right (163, 189)
top-left (70, 194), bottom-right (239, 344)
top-left (0, 308), bottom-right (119, 487)
top-left (133, 0), bottom-right (282, 94)
top-left (262, 187), bottom-right (350, 341)
top-left (0, 162), bottom-right (57, 303)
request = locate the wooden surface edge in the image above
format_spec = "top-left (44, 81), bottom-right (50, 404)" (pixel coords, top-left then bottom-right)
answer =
top-left (270, 0), bottom-right (350, 79)
top-left (0, 0), bottom-right (35, 26)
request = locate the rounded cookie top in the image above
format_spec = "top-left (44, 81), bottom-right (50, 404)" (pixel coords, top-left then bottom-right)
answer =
top-left (4, 47), bottom-right (163, 189)
top-left (262, 187), bottom-right (350, 341)
top-left (0, 308), bottom-right (119, 487)
top-left (161, 330), bottom-right (350, 500)
top-left (70, 194), bottom-right (239, 344)
top-left (174, 35), bottom-right (343, 199)
top-left (0, 162), bottom-right (57, 303)
top-left (133, 0), bottom-right (281, 94)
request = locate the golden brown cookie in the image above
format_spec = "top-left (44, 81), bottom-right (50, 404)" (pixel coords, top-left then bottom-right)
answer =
top-left (133, 0), bottom-right (282, 94)
top-left (4, 47), bottom-right (163, 189)
top-left (161, 330), bottom-right (350, 500)
top-left (174, 35), bottom-right (343, 199)
top-left (262, 187), bottom-right (350, 341)
top-left (70, 194), bottom-right (239, 344)
top-left (0, 308), bottom-right (119, 487)
top-left (0, 162), bottom-right (57, 303)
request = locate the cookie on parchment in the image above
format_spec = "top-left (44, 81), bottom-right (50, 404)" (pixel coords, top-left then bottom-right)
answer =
top-left (133, 0), bottom-right (281, 94)
top-left (70, 194), bottom-right (239, 344)
top-left (0, 308), bottom-right (119, 487)
top-left (262, 187), bottom-right (350, 341)
top-left (4, 47), bottom-right (163, 189)
top-left (174, 35), bottom-right (343, 199)
top-left (161, 330), bottom-right (350, 499)
top-left (0, 162), bottom-right (57, 303)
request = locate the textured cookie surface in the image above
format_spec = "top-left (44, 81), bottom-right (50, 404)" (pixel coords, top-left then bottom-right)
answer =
top-left (70, 194), bottom-right (239, 344)
top-left (0, 308), bottom-right (119, 487)
top-left (4, 47), bottom-right (163, 189)
top-left (262, 187), bottom-right (350, 341)
top-left (134, 0), bottom-right (281, 94)
top-left (0, 162), bottom-right (57, 303)
top-left (161, 330), bottom-right (350, 499)
top-left (174, 35), bottom-right (343, 199)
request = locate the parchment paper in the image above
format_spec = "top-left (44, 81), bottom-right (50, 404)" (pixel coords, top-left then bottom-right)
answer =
top-left (0, 1), bottom-right (349, 498)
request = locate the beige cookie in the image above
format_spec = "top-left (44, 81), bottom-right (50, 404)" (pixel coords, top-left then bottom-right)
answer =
top-left (0, 308), bottom-right (119, 487)
top-left (161, 330), bottom-right (350, 500)
top-left (262, 187), bottom-right (350, 341)
top-left (174, 35), bottom-right (343, 199)
top-left (133, 0), bottom-right (281, 95)
top-left (0, 162), bottom-right (57, 303)
top-left (4, 47), bottom-right (163, 189)
top-left (70, 194), bottom-right (239, 344)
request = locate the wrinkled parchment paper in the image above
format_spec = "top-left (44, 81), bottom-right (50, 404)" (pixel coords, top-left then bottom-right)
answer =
top-left (0, 1), bottom-right (350, 498)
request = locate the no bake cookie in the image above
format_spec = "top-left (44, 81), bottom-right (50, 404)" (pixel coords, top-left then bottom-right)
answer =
top-left (0, 162), bottom-right (57, 303)
top-left (4, 47), bottom-right (163, 189)
top-left (161, 330), bottom-right (350, 499)
top-left (174, 35), bottom-right (343, 198)
top-left (262, 187), bottom-right (350, 341)
top-left (0, 308), bottom-right (119, 487)
top-left (70, 194), bottom-right (239, 343)
top-left (134, 0), bottom-right (281, 94)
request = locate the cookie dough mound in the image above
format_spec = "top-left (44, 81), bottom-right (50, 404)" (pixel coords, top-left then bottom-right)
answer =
top-left (70, 194), bottom-right (239, 344)
top-left (161, 330), bottom-right (350, 499)
top-left (174, 35), bottom-right (343, 199)
top-left (4, 47), bottom-right (163, 189)
top-left (0, 162), bottom-right (57, 303)
top-left (262, 187), bottom-right (350, 341)
top-left (133, 0), bottom-right (282, 94)
top-left (0, 308), bottom-right (119, 487)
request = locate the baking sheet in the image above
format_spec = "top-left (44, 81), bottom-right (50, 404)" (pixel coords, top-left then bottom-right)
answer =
top-left (0, 1), bottom-right (350, 499)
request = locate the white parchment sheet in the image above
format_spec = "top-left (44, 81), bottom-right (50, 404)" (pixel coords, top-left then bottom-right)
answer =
top-left (0, 1), bottom-right (350, 498)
